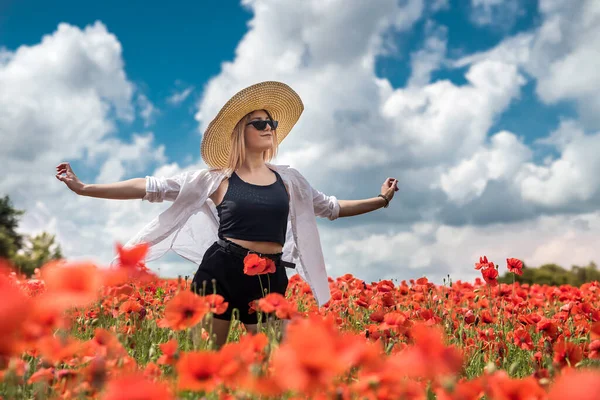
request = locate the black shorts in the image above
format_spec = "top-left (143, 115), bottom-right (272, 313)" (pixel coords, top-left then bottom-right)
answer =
top-left (190, 239), bottom-right (290, 325)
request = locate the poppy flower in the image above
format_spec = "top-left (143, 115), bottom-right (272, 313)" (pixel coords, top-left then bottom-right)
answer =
top-left (40, 260), bottom-right (104, 309)
top-left (548, 369), bottom-right (600, 400)
top-left (204, 294), bottom-right (229, 315)
top-left (475, 256), bottom-right (493, 270)
top-left (116, 242), bottom-right (149, 268)
top-left (176, 351), bottom-right (222, 392)
top-left (243, 254), bottom-right (276, 276)
top-left (160, 291), bottom-right (210, 331)
top-left (507, 258), bottom-right (524, 275)
top-left (0, 273), bottom-right (32, 357)
top-left (481, 267), bottom-right (499, 286)
top-left (102, 372), bottom-right (174, 400)
top-left (257, 293), bottom-right (295, 319)
top-left (553, 339), bottom-right (583, 368)
top-left (157, 339), bottom-right (179, 366)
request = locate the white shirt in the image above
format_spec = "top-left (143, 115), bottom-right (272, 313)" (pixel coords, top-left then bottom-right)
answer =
top-left (117, 163), bottom-right (340, 307)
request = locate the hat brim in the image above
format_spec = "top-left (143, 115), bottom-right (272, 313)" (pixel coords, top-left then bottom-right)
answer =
top-left (201, 81), bottom-right (304, 169)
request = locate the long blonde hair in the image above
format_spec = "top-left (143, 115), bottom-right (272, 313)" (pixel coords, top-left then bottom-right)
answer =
top-left (224, 109), bottom-right (279, 176)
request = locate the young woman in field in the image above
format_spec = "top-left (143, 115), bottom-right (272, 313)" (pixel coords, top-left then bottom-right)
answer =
top-left (56, 81), bottom-right (399, 347)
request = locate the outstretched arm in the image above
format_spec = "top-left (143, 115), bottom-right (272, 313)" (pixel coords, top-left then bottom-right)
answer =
top-left (338, 177), bottom-right (399, 218)
top-left (56, 162), bottom-right (146, 200)
top-left (55, 161), bottom-right (184, 202)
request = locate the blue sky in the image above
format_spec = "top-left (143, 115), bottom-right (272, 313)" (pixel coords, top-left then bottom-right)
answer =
top-left (2, 0), bottom-right (599, 284)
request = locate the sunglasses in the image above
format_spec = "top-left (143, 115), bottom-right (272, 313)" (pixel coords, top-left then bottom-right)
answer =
top-left (246, 119), bottom-right (278, 131)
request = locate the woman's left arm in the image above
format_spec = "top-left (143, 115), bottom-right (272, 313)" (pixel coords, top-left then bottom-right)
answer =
top-left (338, 177), bottom-right (399, 218)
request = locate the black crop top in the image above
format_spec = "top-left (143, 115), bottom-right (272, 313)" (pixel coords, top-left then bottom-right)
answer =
top-left (216, 169), bottom-right (289, 246)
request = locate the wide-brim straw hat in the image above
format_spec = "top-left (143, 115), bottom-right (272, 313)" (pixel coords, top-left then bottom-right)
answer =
top-left (201, 81), bottom-right (304, 169)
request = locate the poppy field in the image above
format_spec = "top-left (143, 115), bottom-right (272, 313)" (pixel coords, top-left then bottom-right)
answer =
top-left (1, 245), bottom-right (599, 400)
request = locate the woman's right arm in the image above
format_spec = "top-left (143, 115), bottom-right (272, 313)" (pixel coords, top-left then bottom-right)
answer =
top-left (56, 162), bottom-right (147, 200)
top-left (80, 178), bottom-right (147, 200)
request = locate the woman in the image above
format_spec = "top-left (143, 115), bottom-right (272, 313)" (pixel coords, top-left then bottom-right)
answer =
top-left (56, 81), bottom-right (399, 347)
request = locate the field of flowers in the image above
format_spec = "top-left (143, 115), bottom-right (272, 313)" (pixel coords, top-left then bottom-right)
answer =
top-left (1, 244), bottom-right (599, 399)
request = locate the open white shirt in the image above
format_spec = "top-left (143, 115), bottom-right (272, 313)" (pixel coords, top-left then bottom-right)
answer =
top-left (117, 163), bottom-right (340, 306)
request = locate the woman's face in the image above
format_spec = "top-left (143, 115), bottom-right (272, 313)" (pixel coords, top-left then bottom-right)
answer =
top-left (243, 110), bottom-right (276, 152)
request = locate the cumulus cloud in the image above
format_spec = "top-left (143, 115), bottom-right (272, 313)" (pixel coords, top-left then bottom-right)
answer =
top-left (407, 20), bottom-right (447, 87)
top-left (459, 0), bottom-right (600, 129)
top-left (0, 22), bottom-right (194, 277)
top-left (437, 131), bottom-right (531, 205)
top-left (446, 0), bottom-right (600, 215)
top-left (518, 121), bottom-right (600, 208)
top-left (527, 0), bottom-right (600, 128)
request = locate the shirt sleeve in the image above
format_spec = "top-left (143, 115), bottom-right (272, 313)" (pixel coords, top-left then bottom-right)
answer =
top-left (311, 186), bottom-right (341, 220)
top-left (143, 172), bottom-right (187, 203)
top-left (288, 167), bottom-right (340, 220)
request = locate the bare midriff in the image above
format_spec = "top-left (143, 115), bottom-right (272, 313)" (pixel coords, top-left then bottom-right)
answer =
top-left (223, 237), bottom-right (283, 255)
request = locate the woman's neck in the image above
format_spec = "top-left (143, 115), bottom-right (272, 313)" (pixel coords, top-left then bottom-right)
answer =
top-left (238, 151), bottom-right (268, 173)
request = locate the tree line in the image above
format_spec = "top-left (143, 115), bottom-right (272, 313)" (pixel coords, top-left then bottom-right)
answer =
top-left (497, 261), bottom-right (600, 287)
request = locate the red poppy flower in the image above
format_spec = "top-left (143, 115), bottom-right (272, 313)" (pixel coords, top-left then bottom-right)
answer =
top-left (507, 258), bottom-right (524, 275)
top-left (475, 256), bottom-right (493, 270)
top-left (243, 253), bottom-right (276, 276)
top-left (160, 291), bottom-right (209, 331)
top-left (481, 267), bottom-right (499, 286)
top-left (102, 372), bottom-right (174, 400)
top-left (176, 351), bottom-right (222, 392)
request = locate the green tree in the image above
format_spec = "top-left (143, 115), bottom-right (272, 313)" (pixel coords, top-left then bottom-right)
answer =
top-left (12, 232), bottom-right (63, 277)
top-left (0, 194), bottom-right (64, 276)
top-left (0, 195), bottom-right (25, 259)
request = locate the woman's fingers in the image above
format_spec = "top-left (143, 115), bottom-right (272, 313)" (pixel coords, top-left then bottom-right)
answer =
top-left (385, 177), bottom-right (399, 189)
top-left (56, 162), bottom-right (73, 173)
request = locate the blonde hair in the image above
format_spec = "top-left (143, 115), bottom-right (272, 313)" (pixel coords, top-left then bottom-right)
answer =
top-left (223, 109), bottom-right (279, 176)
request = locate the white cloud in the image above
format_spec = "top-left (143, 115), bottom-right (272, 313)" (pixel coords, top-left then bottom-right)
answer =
top-left (518, 122), bottom-right (600, 208)
top-left (437, 131), bottom-right (531, 205)
top-left (381, 59), bottom-right (525, 165)
top-left (136, 94), bottom-right (158, 127)
top-left (167, 86), bottom-right (194, 106)
top-left (527, 0), bottom-right (600, 127)
top-left (407, 20), bottom-right (447, 87)
top-left (93, 133), bottom-right (167, 184)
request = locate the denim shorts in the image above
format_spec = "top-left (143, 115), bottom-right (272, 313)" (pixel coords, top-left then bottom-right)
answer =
top-left (190, 240), bottom-right (289, 325)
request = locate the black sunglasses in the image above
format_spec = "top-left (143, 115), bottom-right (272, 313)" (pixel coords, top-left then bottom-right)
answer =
top-left (246, 119), bottom-right (278, 131)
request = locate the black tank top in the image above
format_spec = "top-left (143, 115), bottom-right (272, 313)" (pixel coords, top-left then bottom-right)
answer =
top-left (216, 169), bottom-right (289, 246)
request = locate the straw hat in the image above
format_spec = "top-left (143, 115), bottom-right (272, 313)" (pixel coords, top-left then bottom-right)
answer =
top-left (201, 81), bottom-right (304, 169)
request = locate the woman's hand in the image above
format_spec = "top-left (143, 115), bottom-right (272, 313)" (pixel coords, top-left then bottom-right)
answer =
top-left (56, 162), bottom-right (85, 195)
top-left (381, 177), bottom-right (399, 203)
